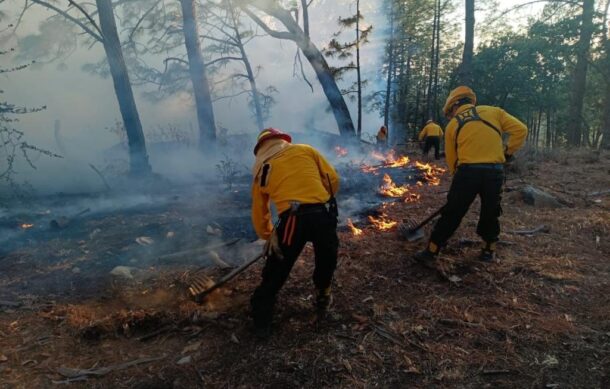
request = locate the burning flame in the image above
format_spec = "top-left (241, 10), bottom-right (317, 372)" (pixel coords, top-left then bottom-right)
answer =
top-left (362, 150), bottom-right (412, 173)
top-left (386, 155), bottom-right (410, 168)
top-left (334, 146), bottom-right (348, 158)
top-left (368, 214), bottom-right (398, 231)
top-left (20, 223), bottom-right (34, 229)
top-left (347, 218), bottom-right (363, 236)
top-left (415, 161), bottom-right (446, 186)
top-left (379, 174), bottom-right (410, 198)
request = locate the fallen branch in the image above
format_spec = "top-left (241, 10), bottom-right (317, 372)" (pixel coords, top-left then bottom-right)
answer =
top-left (506, 225), bottom-right (550, 236)
top-left (587, 189), bottom-right (610, 197)
top-left (56, 355), bottom-right (165, 380)
top-left (157, 238), bottom-right (241, 263)
top-left (89, 163), bottom-right (111, 191)
top-left (137, 325), bottom-right (176, 342)
top-left (439, 318), bottom-right (484, 328)
top-left (481, 369), bottom-right (511, 375)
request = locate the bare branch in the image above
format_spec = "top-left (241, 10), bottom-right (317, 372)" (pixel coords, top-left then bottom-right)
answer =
top-left (127, 0), bottom-right (162, 46)
top-left (30, 0), bottom-right (103, 42)
top-left (241, 6), bottom-right (296, 40)
top-left (205, 56), bottom-right (245, 67)
top-left (67, 0), bottom-right (103, 38)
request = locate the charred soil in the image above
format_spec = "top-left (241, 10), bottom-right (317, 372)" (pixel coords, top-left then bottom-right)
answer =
top-left (1, 151), bottom-right (609, 388)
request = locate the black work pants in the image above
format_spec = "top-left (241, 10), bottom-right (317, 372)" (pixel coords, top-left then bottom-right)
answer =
top-left (430, 165), bottom-right (504, 247)
top-left (423, 136), bottom-right (441, 160)
top-left (251, 206), bottom-right (338, 327)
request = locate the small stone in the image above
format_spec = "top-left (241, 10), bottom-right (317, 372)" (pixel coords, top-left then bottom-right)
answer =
top-left (0, 355), bottom-right (7, 362)
top-left (110, 266), bottom-right (135, 279)
top-left (176, 356), bottom-right (192, 365)
top-left (71, 267), bottom-right (80, 274)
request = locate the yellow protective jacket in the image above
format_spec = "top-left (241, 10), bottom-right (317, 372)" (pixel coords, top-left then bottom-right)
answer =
top-left (418, 123), bottom-right (443, 140)
top-left (251, 144), bottom-right (340, 240)
top-left (445, 104), bottom-right (528, 174)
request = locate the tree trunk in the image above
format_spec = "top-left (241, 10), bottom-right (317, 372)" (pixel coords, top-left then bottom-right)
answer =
top-left (179, 0), bottom-right (217, 151)
top-left (425, 0), bottom-right (438, 119)
top-left (356, 0), bottom-right (363, 137)
top-left (602, 83), bottom-right (610, 149)
top-left (228, 1), bottom-right (265, 130)
top-left (300, 0), bottom-right (309, 37)
top-left (600, 0), bottom-right (610, 149)
top-left (432, 0), bottom-right (441, 120)
top-left (383, 2), bottom-right (395, 129)
top-left (546, 108), bottom-right (552, 149)
top-left (459, 0), bottom-right (475, 85)
top-left (96, 0), bottom-right (151, 175)
top-left (567, 0), bottom-right (595, 147)
top-left (245, 1), bottom-right (355, 137)
top-left (300, 39), bottom-right (355, 137)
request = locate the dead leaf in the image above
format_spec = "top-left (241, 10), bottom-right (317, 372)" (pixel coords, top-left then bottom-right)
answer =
top-left (136, 237), bottom-right (154, 246)
top-left (230, 333), bottom-right (240, 344)
top-left (0, 354), bottom-right (7, 363)
top-left (182, 341), bottom-right (202, 354)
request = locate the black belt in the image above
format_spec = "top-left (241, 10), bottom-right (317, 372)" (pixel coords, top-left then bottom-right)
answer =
top-left (280, 203), bottom-right (327, 218)
top-left (458, 163), bottom-right (503, 170)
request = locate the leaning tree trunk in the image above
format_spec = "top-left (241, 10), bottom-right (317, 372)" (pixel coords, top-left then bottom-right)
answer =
top-left (96, 0), bottom-right (151, 176)
top-left (299, 38), bottom-right (355, 137)
top-left (458, 0), bottom-right (475, 86)
top-left (238, 39), bottom-right (265, 130)
top-left (567, 0), bottom-right (595, 147)
top-left (244, 1), bottom-right (356, 137)
top-left (179, 0), bottom-right (217, 151)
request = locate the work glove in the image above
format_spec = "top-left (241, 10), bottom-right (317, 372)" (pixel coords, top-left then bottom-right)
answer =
top-left (504, 154), bottom-right (514, 163)
top-left (263, 229), bottom-right (284, 261)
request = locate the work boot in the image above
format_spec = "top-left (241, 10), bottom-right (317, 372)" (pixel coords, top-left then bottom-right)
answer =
top-left (413, 242), bottom-right (439, 268)
top-left (315, 287), bottom-right (333, 314)
top-left (479, 242), bottom-right (497, 262)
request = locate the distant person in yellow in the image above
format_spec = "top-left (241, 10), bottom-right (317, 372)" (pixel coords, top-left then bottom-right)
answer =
top-left (376, 125), bottom-right (388, 149)
top-left (250, 128), bottom-right (340, 338)
top-left (414, 86), bottom-right (527, 264)
top-left (418, 119), bottom-right (444, 160)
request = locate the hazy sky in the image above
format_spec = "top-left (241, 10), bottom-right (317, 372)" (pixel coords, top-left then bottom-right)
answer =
top-left (0, 0), bottom-right (548, 191)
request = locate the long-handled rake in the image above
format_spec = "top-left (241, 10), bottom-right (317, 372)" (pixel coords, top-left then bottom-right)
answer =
top-left (401, 206), bottom-right (444, 242)
top-left (187, 252), bottom-right (266, 303)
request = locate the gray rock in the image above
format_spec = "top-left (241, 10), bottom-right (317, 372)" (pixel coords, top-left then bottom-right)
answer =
top-left (520, 185), bottom-right (563, 208)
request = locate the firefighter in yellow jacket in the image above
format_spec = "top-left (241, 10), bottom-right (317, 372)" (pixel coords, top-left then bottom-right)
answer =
top-left (414, 86), bottom-right (527, 263)
top-left (419, 119), bottom-right (444, 160)
top-left (376, 126), bottom-right (389, 149)
top-left (251, 128), bottom-right (340, 337)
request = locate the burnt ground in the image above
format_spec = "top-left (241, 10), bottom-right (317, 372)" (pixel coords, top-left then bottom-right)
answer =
top-left (0, 150), bottom-right (609, 388)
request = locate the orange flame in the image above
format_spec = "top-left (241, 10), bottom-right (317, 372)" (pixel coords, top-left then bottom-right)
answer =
top-left (334, 146), bottom-right (348, 158)
top-left (415, 161), bottom-right (446, 186)
top-left (20, 223), bottom-right (34, 229)
top-left (379, 174), bottom-right (410, 198)
top-left (368, 214), bottom-right (398, 231)
top-left (385, 155), bottom-right (410, 168)
top-left (347, 218), bottom-right (363, 236)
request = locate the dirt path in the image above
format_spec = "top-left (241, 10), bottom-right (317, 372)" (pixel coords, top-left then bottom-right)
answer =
top-left (1, 152), bottom-right (609, 388)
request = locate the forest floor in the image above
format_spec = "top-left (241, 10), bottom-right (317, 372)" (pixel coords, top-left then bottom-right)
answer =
top-left (1, 150), bottom-right (609, 388)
